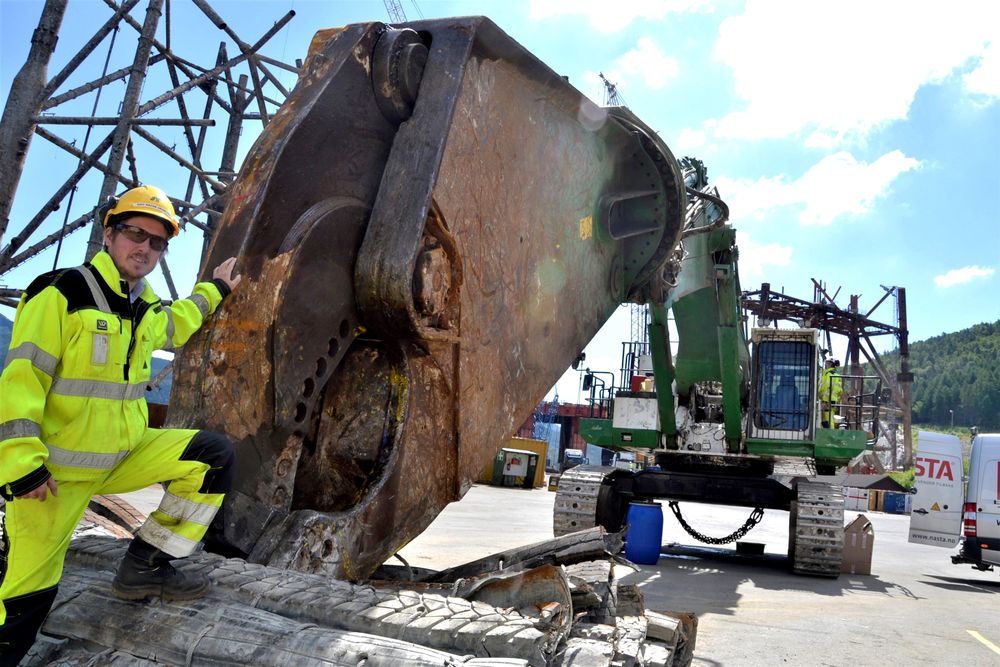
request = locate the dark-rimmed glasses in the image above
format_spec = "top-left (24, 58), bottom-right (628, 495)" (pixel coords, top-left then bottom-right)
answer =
top-left (114, 223), bottom-right (169, 251)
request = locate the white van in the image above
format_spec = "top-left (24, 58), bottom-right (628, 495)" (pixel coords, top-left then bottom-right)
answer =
top-left (908, 431), bottom-right (1000, 571)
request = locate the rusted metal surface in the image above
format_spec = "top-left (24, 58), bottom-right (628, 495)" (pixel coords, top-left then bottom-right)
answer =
top-left (170, 17), bottom-right (685, 579)
top-left (0, 0), bottom-right (67, 243)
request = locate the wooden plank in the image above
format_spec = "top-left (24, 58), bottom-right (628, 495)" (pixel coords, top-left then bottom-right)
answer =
top-left (644, 611), bottom-right (681, 644)
top-left (656, 611), bottom-right (697, 667)
top-left (639, 642), bottom-right (672, 667)
top-left (564, 560), bottom-right (616, 623)
top-left (424, 527), bottom-right (622, 583)
top-left (613, 613), bottom-right (648, 666)
top-left (615, 584), bottom-right (645, 617)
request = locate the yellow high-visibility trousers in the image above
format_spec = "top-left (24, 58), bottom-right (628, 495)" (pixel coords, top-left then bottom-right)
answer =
top-left (0, 427), bottom-right (232, 633)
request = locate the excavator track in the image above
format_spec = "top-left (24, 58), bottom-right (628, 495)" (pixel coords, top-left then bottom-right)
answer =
top-left (553, 466), bottom-right (615, 537)
top-left (788, 480), bottom-right (844, 577)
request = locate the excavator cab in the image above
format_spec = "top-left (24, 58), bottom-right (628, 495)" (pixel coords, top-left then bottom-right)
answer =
top-left (743, 327), bottom-right (871, 468)
top-left (747, 329), bottom-right (818, 439)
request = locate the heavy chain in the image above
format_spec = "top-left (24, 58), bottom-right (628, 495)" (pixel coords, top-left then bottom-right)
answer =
top-left (668, 501), bottom-right (764, 545)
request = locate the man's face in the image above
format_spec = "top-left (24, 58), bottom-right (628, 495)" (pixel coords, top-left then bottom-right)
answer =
top-left (103, 215), bottom-right (169, 284)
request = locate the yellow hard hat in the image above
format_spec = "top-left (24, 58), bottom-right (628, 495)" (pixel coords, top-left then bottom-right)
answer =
top-left (102, 185), bottom-right (180, 237)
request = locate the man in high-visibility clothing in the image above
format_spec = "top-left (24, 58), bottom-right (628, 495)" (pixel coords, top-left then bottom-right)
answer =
top-left (818, 358), bottom-right (843, 428)
top-left (0, 185), bottom-right (241, 663)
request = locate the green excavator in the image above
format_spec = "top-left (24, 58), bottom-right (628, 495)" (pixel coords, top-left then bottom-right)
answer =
top-left (554, 158), bottom-right (884, 577)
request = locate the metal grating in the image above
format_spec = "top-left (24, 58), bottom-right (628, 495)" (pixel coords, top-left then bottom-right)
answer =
top-left (750, 340), bottom-right (814, 439)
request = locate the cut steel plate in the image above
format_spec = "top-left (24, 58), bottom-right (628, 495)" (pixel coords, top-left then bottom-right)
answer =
top-left (170, 17), bottom-right (686, 579)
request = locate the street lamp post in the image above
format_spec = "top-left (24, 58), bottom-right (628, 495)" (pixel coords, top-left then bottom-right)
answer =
top-left (949, 409), bottom-right (954, 428)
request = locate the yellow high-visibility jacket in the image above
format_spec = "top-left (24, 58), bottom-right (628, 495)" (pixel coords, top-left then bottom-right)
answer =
top-left (818, 366), bottom-right (843, 404)
top-left (0, 251), bottom-right (229, 496)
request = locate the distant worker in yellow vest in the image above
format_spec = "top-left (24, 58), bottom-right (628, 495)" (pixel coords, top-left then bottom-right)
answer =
top-left (818, 358), bottom-right (843, 428)
top-left (0, 185), bottom-right (242, 663)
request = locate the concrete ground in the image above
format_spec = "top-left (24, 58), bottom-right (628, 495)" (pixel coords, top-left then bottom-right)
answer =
top-left (118, 481), bottom-right (1000, 665)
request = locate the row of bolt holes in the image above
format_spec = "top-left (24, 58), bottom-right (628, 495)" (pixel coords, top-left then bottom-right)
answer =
top-left (567, 485), bottom-right (584, 526)
top-left (280, 318), bottom-right (352, 558)
top-left (627, 163), bottom-right (661, 267)
top-left (293, 318), bottom-right (352, 422)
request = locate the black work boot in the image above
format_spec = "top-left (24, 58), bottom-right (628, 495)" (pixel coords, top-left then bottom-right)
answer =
top-left (111, 537), bottom-right (210, 602)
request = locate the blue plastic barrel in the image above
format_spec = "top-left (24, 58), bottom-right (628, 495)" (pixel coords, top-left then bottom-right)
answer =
top-left (625, 501), bottom-right (663, 565)
top-left (884, 492), bottom-right (905, 514)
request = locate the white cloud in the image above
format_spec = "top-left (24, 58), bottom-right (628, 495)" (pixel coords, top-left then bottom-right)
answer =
top-left (619, 38), bottom-right (680, 90)
top-left (734, 231), bottom-right (793, 279)
top-left (796, 151), bottom-right (920, 225)
top-left (713, 0), bottom-right (1000, 141)
top-left (934, 266), bottom-right (995, 287)
top-left (714, 174), bottom-right (793, 222)
top-left (675, 127), bottom-right (706, 150)
top-left (715, 150), bottom-right (920, 226)
top-left (583, 38), bottom-right (680, 103)
top-left (605, 38), bottom-right (679, 92)
top-left (529, 0), bottom-right (710, 33)
top-left (965, 40), bottom-right (1000, 99)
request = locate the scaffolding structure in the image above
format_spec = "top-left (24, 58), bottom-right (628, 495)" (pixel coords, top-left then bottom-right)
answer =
top-left (0, 0), bottom-right (300, 308)
top-left (742, 281), bottom-right (913, 469)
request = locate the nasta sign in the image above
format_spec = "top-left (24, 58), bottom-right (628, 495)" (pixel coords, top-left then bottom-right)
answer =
top-left (915, 456), bottom-right (955, 481)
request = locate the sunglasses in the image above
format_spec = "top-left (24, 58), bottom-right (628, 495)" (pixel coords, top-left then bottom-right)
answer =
top-left (114, 223), bottom-right (169, 251)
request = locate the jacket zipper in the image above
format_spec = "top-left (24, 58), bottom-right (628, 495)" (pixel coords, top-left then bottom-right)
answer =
top-left (123, 284), bottom-right (137, 382)
top-left (124, 315), bottom-right (138, 382)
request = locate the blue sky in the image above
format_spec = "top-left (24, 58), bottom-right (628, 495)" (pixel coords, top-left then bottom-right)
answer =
top-left (2, 0), bottom-right (998, 404)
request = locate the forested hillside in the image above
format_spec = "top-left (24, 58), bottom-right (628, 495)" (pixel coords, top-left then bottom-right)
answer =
top-left (884, 320), bottom-right (1000, 430)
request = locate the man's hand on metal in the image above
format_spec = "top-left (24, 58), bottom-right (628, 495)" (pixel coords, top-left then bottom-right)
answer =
top-left (212, 256), bottom-right (242, 291)
top-left (18, 477), bottom-right (58, 502)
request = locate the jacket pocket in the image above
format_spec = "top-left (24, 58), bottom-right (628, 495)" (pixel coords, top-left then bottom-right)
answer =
top-left (75, 314), bottom-right (123, 371)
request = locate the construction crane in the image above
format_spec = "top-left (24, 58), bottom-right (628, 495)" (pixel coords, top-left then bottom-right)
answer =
top-left (534, 390), bottom-right (560, 442)
top-left (599, 72), bottom-right (623, 106)
top-left (384, 0), bottom-right (407, 23)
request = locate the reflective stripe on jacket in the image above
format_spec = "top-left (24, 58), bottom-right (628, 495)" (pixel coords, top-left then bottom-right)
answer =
top-left (0, 251), bottom-right (227, 491)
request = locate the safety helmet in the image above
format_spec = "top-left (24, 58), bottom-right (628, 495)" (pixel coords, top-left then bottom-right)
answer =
top-left (101, 185), bottom-right (180, 238)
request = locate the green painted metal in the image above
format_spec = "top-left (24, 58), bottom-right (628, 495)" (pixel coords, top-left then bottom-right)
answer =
top-left (746, 429), bottom-right (867, 465)
top-left (713, 236), bottom-right (746, 452)
top-left (579, 418), bottom-right (660, 449)
top-left (745, 438), bottom-right (813, 458)
top-left (575, 166), bottom-right (874, 472)
top-left (668, 214), bottom-right (723, 394)
top-left (648, 302), bottom-right (677, 448)
top-left (611, 427), bottom-right (659, 449)
top-left (813, 427), bottom-right (867, 464)
top-left (579, 417), bottom-right (613, 447)
top-left (670, 287), bottom-right (721, 394)
top-left (668, 213), bottom-right (747, 453)
top-left (717, 324), bottom-right (743, 453)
